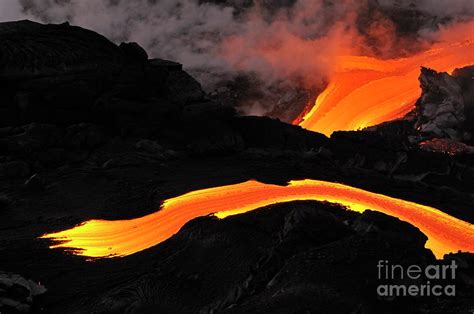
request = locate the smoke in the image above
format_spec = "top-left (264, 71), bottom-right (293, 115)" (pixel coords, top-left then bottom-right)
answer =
top-left (5, 0), bottom-right (363, 88)
top-left (0, 0), bottom-right (23, 21)
top-left (414, 0), bottom-right (474, 19)
top-left (0, 0), bottom-right (473, 119)
top-left (15, 0), bottom-right (242, 88)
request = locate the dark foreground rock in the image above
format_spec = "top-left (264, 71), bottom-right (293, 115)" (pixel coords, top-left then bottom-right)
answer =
top-left (28, 202), bottom-right (470, 314)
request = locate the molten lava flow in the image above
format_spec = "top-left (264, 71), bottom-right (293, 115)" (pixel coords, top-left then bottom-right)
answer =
top-left (298, 38), bottom-right (474, 136)
top-left (42, 179), bottom-right (474, 259)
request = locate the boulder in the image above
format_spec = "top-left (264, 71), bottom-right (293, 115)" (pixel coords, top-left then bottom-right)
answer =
top-left (414, 67), bottom-right (467, 141)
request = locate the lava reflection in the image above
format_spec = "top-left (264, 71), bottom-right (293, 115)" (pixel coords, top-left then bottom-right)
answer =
top-left (42, 179), bottom-right (473, 259)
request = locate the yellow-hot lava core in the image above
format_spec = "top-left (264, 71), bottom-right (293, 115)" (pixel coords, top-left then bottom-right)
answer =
top-left (42, 179), bottom-right (474, 259)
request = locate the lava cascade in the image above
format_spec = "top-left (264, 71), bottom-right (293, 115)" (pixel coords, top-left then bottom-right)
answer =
top-left (297, 25), bottom-right (474, 136)
top-left (42, 179), bottom-right (474, 259)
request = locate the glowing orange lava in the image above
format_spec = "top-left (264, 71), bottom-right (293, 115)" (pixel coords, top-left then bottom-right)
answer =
top-left (42, 179), bottom-right (474, 259)
top-left (298, 37), bottom-right (474, 136)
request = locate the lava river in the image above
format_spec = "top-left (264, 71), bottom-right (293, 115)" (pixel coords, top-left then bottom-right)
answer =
top-left (42, 179), bottom-right (474, 259)
top-left (297, 35), bottom-right (474, 136)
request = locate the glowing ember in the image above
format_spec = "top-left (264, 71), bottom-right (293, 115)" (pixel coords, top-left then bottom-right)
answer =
top-left (419, 138), bottom-right (474, 155)
top-left (42, 179), bottom-right (474, 259)
top-left (298, 35), bottom-right (474, 136)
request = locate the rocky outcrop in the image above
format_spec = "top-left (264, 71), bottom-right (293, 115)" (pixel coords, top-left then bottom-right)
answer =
top-left (0, 21), bottom-right (330, 164)
top-left (0, 20), bottom-right (204, 134)
top-left (0, 20), bottom-right (331, 180)
top-left (414, 67), bottom-right (473, 142)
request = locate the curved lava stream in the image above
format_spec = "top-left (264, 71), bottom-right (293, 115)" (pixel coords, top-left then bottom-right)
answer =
top-left (42, 179), bottom-right (474, 259)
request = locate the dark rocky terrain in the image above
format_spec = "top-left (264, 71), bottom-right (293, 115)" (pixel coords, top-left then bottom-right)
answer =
top-left (0, 21), bottom-right (473, 313)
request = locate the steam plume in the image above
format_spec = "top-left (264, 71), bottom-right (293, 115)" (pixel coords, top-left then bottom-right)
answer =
top-left (0, 0), bottom-right (473, 119)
